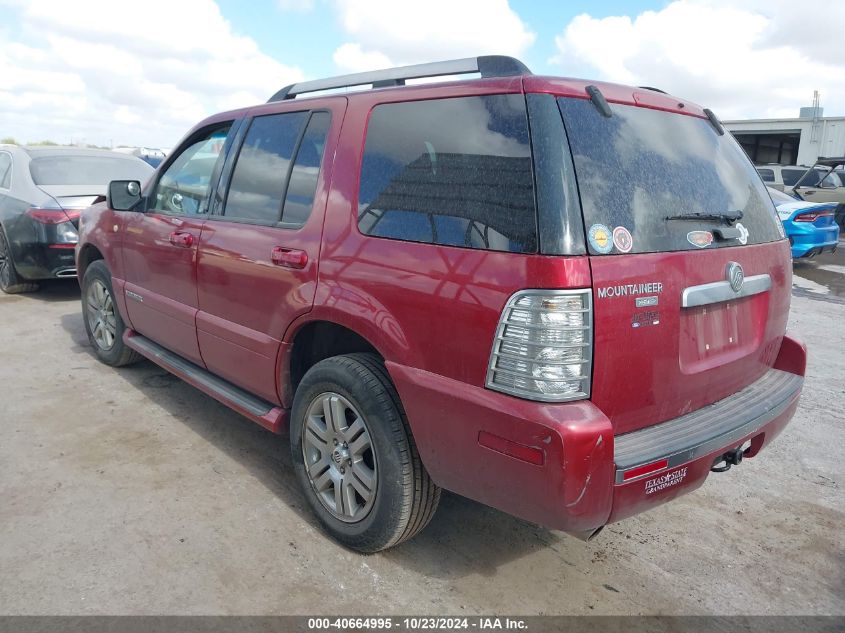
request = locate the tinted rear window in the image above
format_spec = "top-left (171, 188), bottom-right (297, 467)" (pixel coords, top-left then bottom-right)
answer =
top-left (358, 94), bottom-right (536, 253)
top-left (558, 98), bottom-right (782, 254)
top-left (29, 155), bottom-right (153, 185)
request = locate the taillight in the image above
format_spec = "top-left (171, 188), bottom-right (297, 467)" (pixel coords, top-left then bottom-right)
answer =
top-left (794, 210), bottom-right (834, 222)
top-left (486, 289), bottom-right (592, 402)
top-left (25, 208), bottom-right (72, 224)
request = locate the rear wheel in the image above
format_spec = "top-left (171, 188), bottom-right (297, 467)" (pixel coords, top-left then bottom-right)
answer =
top-left (82, 260), bottom-right (141, 366)
top-left (0, 227), bottom-right (38, 294)
top-left (290, 353), bottom-right (440, 553)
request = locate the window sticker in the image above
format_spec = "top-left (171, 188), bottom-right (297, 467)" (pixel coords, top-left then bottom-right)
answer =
top-left (588, 223), bottom-right (613, 254)
top-left (612, 226), bottom-right (633, 253)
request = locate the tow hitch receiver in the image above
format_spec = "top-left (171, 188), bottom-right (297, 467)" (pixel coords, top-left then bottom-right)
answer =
top-left (711, 446), bottom-right (745, 473)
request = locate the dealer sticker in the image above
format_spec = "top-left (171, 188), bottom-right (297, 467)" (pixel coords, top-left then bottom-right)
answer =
top-left (645, 467), bottom-right (688, 494)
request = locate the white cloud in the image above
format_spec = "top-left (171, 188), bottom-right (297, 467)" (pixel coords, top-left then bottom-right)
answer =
top-left (332, 0), bottom-right (535, 72)
top-left (550, 0), bottom-right (845, 119)
top-left (332, 43), bottom-right (392, 74)
top-left (278, 0), bottom-right (315, 11)
top-left (0, 0), bottom-right (303, 147)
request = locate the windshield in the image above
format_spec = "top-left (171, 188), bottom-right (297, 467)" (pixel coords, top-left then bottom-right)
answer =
top-left (30, 155), bottom-right (153, 186)
top-left (558, 98), bottom-right (783, 254)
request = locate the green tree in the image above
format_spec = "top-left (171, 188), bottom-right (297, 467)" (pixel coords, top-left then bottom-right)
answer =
top-left (0, 137), bottom-right (16, 145)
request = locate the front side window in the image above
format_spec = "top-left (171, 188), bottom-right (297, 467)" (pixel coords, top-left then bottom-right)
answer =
top-left (149, 124), bottom-right (231, 215)
top-left (357, 94), bottom-right (537, 253)
top-left (784, 168), bottom-right (825, 188)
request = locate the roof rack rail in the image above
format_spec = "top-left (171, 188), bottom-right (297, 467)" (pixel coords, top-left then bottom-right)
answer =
top-left (267, 55), bottom-right (531, 102)
top-left (638, 86), bottom-right (667, 94)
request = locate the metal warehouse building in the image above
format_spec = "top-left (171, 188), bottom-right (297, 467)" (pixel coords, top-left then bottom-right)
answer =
top-left (723, 105), bottom-right (845, 167)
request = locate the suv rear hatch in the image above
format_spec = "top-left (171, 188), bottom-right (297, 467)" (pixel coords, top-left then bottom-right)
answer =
top-left (556, 95), bottom-right (790, 434)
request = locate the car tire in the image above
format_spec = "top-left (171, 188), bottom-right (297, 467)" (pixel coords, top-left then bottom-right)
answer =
top-left (290, 353), bottom-right (440, 553)
top-left (81, 260), bottom-right (141, 367)
top-left (0, 227), bottom-right (39, 294)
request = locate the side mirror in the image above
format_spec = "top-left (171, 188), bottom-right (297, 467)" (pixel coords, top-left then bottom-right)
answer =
top-left (107, 180), bottom-right (143, 211)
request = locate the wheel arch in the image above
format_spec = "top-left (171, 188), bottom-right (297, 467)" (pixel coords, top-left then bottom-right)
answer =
top-left (282, 318), bottom-right (384, 407)
top-left (76, 243), bottom-right (105, 281)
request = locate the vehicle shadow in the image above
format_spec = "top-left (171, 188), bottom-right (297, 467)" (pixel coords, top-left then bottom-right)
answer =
top-left (58, 310), bottom-right (565, 578)
top-left (16, 279), bottom-right (80, 302)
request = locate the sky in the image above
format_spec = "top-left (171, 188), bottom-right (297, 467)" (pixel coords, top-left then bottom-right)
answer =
top-left (1, 0), bottom-right (843, 149)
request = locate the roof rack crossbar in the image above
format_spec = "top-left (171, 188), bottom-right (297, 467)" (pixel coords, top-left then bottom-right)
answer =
top-left (267, 55), bottom-right (531, 102)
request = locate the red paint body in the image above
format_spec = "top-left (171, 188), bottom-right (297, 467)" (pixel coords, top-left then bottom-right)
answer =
top-left (77, 74), bottom-right (805, 537)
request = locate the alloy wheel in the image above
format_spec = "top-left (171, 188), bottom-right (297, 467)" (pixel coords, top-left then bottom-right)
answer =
top-left (302, 392), bottom-right (378, 523)
top-left (86, 279), bottom-right (117, 350)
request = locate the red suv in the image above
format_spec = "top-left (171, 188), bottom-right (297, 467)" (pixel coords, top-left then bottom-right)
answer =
top-left (76, 56), bottom-right (806, 553)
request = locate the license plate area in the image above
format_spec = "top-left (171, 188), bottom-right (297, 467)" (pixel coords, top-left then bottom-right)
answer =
top-left (679, 294), bottom-right (767, 374)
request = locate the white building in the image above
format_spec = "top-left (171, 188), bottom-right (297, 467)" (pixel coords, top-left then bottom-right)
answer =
top-left (723, 107), bottom-right (845, 166)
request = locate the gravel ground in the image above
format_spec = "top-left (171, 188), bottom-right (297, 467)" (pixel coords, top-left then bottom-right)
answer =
top-left (0, 253), bottom-right (843, 616)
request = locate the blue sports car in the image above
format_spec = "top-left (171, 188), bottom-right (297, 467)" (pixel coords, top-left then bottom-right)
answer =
top-left (768, 186), bottom-right (840, 258)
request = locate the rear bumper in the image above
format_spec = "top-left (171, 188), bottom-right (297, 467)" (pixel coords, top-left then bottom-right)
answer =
top-left (13, 242), bottom-right (77, 279)
top-left (788, 225), bottom-right (840, 258)
top-left (388, 334), bottom-right (806, 536)
top-left (6, 218), bottom-right (78, 280)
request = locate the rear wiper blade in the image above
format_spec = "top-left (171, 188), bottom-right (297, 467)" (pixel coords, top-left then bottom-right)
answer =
top-left (664, 210), bottom-right (743, 223)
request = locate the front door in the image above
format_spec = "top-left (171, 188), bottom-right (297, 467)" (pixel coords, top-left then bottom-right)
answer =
top-left (121, 122), bottom-right (233, 365)
top-left (196, 102), bottom-right (343, 403)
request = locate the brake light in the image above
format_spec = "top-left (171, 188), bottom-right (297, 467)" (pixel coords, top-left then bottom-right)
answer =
top-left (486, 289), bottom-right (592, 402)
top-left (25, 208), bottom-right (72, 224)
top-left (794, 210), bottom-right (834, 222)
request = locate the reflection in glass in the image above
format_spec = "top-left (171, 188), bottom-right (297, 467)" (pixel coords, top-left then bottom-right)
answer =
top-left (358, 95), bottom-right (537, 253)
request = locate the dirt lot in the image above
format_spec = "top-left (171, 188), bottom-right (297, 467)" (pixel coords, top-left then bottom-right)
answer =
top-left (1, 253), bottom-right (843, 616)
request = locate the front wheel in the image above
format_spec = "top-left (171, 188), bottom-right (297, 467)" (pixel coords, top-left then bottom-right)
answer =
top-left (81, 260), bottom-right (141, 366)
top-left (290, 353), bottom-right (440, 553)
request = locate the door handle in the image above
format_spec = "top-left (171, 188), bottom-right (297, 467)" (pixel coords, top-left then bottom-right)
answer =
top-left (169, 231), bottom-right (194, 247)
top-left (271, 246), bottom-right (308, 269)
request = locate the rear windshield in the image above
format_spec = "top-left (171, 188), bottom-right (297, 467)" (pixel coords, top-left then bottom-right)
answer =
top-left (558, 98), bottom-right (782, 254)
top-left (29, 155), bottom-right (153, 186)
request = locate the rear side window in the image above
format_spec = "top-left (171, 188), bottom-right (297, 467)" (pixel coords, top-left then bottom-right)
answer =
top-left (281, 111), bottom-right (331, 226)
top-left (558, 98), bottom-right (782, 254)
top-left (224, 112), bottom-right (308, 223)
top-left (757, 168), bottom-right (774, 182)
top-left (358, 94), bottom-right (537, 253)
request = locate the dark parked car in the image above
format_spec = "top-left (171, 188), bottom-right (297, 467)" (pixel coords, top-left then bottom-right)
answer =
top-left (77, 56), bottom-right (805, 552)
top-left (0, 145), bottom-right (153, 293)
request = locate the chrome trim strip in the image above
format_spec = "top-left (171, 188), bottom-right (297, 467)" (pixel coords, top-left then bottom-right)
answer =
top-left (681, 273), bottom-right (771, 308)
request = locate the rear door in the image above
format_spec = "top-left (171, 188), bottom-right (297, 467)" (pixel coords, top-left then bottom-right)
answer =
top-left (121, 122), bottom-right (233, 365)
top-left (557, 96), bottom-right (790, 435)
top-left (195, 100), bottom-right (344, 403)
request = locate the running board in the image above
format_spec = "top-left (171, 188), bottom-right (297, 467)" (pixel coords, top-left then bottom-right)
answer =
top-left (124, 331), bottom-right (288, 434)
